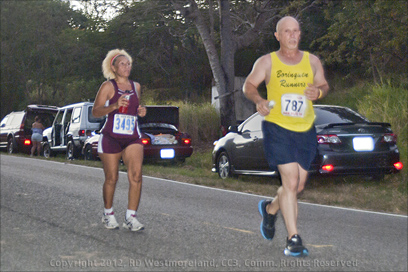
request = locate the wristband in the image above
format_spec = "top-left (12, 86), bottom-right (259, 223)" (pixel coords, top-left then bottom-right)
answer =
top-left (318, 89), bottom-right (323, 99)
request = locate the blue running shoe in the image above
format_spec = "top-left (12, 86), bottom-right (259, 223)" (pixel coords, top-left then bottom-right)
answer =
top-left (283, 234), bottom-right (309, 257)
top-left (258, 200), bottom-right (277, 240)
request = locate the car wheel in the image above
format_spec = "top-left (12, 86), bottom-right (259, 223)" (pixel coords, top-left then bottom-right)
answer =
top-left (7, 138), bottom-right (15, 154)
top-left (83, 144), bottom-right (93, 160)
top-left (217, 151), bottom-right (233, 179)
top-left (66, 141), bottom-right (77, 160)
top-left (43, 143), bottom-right (52, 158)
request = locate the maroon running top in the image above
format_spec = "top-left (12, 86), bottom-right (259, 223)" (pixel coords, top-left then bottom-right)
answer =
top-left (100, 79), bottom-right (141, 139)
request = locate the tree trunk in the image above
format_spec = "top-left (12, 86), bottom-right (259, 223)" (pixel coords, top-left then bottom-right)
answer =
top-left (219, 0), bottom-right (236, 128)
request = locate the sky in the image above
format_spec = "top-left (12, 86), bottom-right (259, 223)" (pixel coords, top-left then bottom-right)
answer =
top-left (63, 0), bottom-right (119, 21)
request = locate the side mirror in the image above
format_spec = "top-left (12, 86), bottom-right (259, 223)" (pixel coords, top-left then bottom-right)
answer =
top-left (228, 125), bottom-right (239, 133)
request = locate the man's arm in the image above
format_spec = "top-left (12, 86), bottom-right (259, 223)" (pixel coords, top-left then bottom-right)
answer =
top-left (304, 54), bottom-right (329, 101)
top-left (243, 54), bottom-right (271, 116)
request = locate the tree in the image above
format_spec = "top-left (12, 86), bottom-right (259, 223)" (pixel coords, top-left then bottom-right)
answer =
top-left (172, 0), bottom-right (321, 128)
top-left (102, 0), bottom-right (212, 97)
top-left (316, 0), bottom-right (408, 83)
top-left (0, 0), bottom-right (97, 117)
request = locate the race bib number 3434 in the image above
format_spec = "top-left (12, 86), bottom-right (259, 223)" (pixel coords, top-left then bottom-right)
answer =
top-left (113, 114), bottom-right (136, 135)
top-left (281, 94), bottom-right (307, 117)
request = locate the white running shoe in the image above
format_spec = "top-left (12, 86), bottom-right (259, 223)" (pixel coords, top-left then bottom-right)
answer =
top-left (123, 215), bottom-right (144, 231)
top-left (102, 212), bottom-right (119, 229)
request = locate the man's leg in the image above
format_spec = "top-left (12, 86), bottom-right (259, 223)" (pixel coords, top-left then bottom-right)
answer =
top-left (272, 163), bottom-right (308, 237)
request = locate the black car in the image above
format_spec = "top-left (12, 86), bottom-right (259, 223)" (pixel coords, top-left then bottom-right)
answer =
top-left (82, 106), bottom-right (193, 162)
top-left (0, 105), bottom-right (58, 154)
top-left (212, 105), bottom-right (403, 179)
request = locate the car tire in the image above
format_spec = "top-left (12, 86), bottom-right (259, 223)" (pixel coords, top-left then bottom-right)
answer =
top-left (83, 144), bottom-right (94, 161)
top-left (43, 143), bottom-right (53, 158)
top-left (217, 151), bottom-right (234, 179)
top-left (7, 138), bottom-right (16, 154)
top-left (66, 141), bottom-right (78, 160)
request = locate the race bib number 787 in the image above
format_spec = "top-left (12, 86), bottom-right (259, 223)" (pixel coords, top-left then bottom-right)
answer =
top-left (113, 114), bottom-right (136, 135)
top-left (281, 94), bottom-right (307, 117)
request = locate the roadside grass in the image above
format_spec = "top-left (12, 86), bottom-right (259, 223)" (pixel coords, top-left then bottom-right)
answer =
top-left (23, 146), bottom-right (407, 216)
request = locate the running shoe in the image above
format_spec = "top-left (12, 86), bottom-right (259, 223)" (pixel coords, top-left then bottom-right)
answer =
top-left (283, 234), bottom-right (309, 257)
top-left (102, 212), bottom-right (119, 229)
top-left (258, 200), bottom-right (277, 240)
top-left (123, 214), bottom-right (144, 231)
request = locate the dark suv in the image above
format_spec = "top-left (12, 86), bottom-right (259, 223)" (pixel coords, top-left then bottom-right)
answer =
top-left (0, 105), bottom-right (58, 154)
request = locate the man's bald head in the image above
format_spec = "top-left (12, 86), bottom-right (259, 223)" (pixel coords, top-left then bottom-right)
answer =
top-left (276, 16), bottom-right (300, 33)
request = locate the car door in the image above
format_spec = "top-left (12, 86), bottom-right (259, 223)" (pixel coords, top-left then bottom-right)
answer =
top-left (0, 115), bottom-right (10, 146)
top-left (51, 110), bottom-right (63, 147)
top-left (232, 113), bottom-right (268, 171)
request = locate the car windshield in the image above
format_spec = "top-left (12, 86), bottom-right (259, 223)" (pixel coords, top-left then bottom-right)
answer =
top-left (314, 106), bottom-right (368, 126)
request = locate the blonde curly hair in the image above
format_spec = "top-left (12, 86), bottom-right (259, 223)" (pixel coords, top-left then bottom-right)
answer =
top-left (102, 49), bottom-right (133, 79)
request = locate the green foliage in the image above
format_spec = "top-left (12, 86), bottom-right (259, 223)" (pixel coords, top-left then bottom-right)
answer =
top-left (176, 102), bottom-right (221, 147)
top-left (317, 0), bottom-right (408, 82)
top-left (0, 0), bottom-right (100, 116)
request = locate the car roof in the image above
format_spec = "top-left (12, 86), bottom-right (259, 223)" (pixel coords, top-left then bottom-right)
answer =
top-left (58, 101), bottom-right (94, 110)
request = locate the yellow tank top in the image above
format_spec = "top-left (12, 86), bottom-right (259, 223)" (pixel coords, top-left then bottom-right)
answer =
top-left (265, 51), bottom-right (315, 132)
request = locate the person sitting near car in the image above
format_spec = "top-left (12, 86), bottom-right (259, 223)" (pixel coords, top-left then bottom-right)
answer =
top-left (31, 116), bottom-right (45, 156)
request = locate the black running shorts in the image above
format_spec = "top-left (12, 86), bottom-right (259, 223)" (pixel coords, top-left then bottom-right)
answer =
top-left (262, 121), bottom-right (317, 171)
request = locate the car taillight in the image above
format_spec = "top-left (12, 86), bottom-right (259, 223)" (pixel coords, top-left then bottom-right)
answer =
top-left (394, 162), bottom-right (403, 170)
top-left (321, 164), bottom-right (334, 172)
top-left (317, 135), bottom-right (341, 144)
top-left (79, 130), bottom-right (85, 136)
top-left (182, 138), bottom-right (191, 145)
top-left (382, 133), bottom-right (397, 143)
top-left (24, 139), bottom-right (31, 145)
top-left (141, 138), bottom-right (150, 145)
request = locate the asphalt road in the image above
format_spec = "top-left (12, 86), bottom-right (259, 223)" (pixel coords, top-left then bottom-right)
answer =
top-left (1, 155), bottom-right (407, 271)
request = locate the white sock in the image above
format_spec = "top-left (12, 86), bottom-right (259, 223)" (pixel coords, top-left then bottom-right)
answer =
top-left (126, 209), bottom-right (136, 219)
top-left (104, 207), bottom-right (113, 215)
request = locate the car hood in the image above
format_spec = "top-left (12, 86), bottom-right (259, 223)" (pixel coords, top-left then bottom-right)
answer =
top-left (138, 106), bottom-right (179, 128)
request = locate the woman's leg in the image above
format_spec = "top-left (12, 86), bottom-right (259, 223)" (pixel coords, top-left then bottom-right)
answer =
top-left (99, 152), bottom-right (122, 209)
top-left (121, 144), bottom-right (144, 211)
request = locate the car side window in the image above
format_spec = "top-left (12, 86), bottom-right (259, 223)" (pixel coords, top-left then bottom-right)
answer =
top-left (9, 113), bottom-right (25, 127)
top-left (241, 114), bottom-right (263, 132)
top-left (71, 107), bottom-right (82, 124)
top-left (88, 106), bottom-right (105, 123)
top-left (0, 116), bottom-right (8, 127)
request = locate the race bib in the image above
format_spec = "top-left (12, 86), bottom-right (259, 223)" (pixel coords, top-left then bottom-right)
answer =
top-left (113, 114), bottom-right (136, 135)
top-left (281, 94), bottom-right (307, 117)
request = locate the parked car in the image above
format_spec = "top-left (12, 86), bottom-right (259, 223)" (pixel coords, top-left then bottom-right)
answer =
top-left (0, 105), bottom-right (58, 154)
top-left (82, 105), bottom-right (193, 162)
top-left (212, 105), bottom-right (403, 179)
top-left (42, 102), bottom-right (105, 159)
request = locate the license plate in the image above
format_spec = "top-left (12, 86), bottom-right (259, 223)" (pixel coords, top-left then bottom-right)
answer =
top-left (160, 149), bottom-right (175, 159)
top-left (353, 137), bottom-right (374, 151)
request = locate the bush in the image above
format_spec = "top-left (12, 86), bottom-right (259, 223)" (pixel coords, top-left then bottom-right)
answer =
top-left (175, 101), bottom-right (221, 148)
